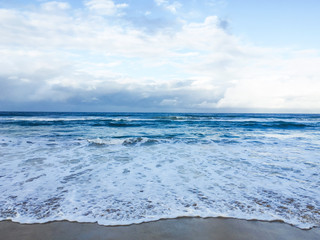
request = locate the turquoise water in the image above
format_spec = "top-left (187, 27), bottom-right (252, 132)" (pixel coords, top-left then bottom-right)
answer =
top-left (0, 112), bottom-right (319, 228)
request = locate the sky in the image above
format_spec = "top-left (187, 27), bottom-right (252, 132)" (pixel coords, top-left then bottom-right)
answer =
top-left (0, 0), bottom-right (320, 113)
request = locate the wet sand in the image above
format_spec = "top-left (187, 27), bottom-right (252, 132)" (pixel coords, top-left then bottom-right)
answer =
top-left (0, 217), bottom-right (319, 240)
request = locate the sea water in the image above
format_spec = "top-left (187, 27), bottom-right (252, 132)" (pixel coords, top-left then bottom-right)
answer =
top-left (0, 112), bottom-right (319, 229)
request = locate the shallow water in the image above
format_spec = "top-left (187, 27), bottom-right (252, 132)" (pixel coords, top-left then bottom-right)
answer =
top-left (0, 112), bottom-right (319, 228)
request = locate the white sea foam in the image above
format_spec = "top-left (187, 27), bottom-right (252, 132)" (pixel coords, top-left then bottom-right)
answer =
top-left (0, 113), bottom-right (319, 229)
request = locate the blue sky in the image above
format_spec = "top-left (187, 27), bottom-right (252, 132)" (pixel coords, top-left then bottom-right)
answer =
top-left (0, 0), bottom-right (320, 112)
top-left (223, 0), bottom-right (320, 49)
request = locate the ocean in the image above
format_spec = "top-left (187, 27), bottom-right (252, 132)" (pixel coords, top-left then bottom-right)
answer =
top-left (0, 112), bottom-right (319, 229)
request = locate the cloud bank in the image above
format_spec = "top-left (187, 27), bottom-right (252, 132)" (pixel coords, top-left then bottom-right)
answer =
top-left (0, 0), bottom-right (319, 112)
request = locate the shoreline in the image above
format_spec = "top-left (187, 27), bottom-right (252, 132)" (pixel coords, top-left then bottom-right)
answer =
top-left (1, 217), bottom-right (319, 240)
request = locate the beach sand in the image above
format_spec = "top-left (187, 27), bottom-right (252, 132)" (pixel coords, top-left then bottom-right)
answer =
top-left (0, 217), bottom-right (319, 240)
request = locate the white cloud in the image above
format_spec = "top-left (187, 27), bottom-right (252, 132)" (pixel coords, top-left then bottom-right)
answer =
top-left (160, 98), bottom-right (178, 106)
top-left (41, 1), bottom-right (70, 11)
top-left (166, 2), bottom-right (182, 13)
top-left (0, 2), bottom-right (319, 112)
top-left (155, 0), bottom-right (167, 6)
top-left (85, 0), bottom-right (128, 16)
top-left (216, 53), bottom-right (320, 111)
top-left (154, 0), bottom-right (182, 14)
